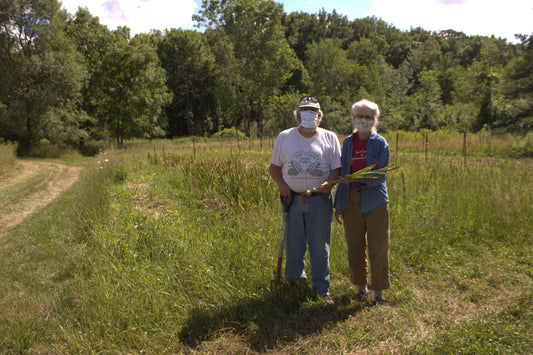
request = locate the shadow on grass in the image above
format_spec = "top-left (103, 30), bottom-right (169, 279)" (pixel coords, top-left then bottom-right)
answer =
top-left (179, 282), bottom-right (369, 352)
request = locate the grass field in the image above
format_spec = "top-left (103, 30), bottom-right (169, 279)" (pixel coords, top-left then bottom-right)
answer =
top-left (0, 132), bottom-right (532, 354)
top-left (0, 142), bottom-right (16, 176)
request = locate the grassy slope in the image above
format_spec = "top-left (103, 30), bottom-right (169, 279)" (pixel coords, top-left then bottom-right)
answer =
top-left (0, 137), bottom-right (531, 354)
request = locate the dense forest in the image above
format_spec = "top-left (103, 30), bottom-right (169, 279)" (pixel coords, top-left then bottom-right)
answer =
top-left (0, 0), bottom-right (531, 155)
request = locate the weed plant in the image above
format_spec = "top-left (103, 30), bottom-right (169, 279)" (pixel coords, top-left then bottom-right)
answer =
top-left (0, 134), bottom-right (531, 353)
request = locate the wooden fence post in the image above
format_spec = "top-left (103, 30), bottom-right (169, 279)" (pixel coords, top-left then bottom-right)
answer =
top-left (463, 129), bottom-right (467, 166)
top-left (424, 129), bottom-right (429, 163)
top-left (394, 132), bottom-right (399, 165)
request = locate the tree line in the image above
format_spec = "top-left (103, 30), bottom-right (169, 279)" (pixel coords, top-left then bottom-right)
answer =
top-left (0, 0), bottom-right (531, 155)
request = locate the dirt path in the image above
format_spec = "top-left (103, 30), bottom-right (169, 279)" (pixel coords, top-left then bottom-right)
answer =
top-left (0, 160), bottom-right (83, 238)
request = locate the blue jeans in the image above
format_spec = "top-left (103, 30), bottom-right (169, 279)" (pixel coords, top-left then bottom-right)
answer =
top-left (283, 192), bottom-right (333, 295)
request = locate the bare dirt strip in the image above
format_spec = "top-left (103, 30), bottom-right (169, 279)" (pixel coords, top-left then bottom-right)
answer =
top-left (0, 160), bottom-right (83, 238)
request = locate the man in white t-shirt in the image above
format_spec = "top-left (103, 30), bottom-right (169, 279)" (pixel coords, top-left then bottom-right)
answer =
top-left (269, 96), bottom-right (341, 302)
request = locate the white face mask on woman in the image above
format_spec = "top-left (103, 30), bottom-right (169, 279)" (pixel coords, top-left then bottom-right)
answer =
top-left (300, 110), bottom-right (319, 129)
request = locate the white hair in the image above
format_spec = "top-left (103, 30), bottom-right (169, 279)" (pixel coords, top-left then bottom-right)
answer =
top-left (351, 99), bottom-right (380, 118)
top-left (351, 99), bottom-right (380, 132)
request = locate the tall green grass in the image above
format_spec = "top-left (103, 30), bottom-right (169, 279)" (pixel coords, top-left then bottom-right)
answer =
top-left (384, 130), bottom-right (533, 159)
top-left (0, 135), bottom-right (531, 353)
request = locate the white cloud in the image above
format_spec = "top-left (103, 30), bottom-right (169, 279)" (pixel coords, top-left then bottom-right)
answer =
top-left (60, 0), bottom-right (198, 34)
top-left (101, 1), bottom-right (127, 21)
top-left (60, 0), bottom-right (531, 42)
top-left (365, 0), bottom-right (532, 42)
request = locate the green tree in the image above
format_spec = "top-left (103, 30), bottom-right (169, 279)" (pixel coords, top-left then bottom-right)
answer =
top-left (67, 11), bottom-right (171, 143)
top-left (193, 0), bottom-right (230, 28)
top-left (347, 35), bottom-right (389, 67)
top-left (412, 70), bottom-right (444, 129)
top-left (263, 92), bottom-right (301, 135)
top-left (305, 38), bottom-right (352, 100)
top-left (92, 29), bottom-right (172, 145)
top-left (199, 0), bottom-right (298, 136)
top-left (499, 35), bottom-right (533, 131)
top-left (0, 0), bottom-right (85, 154)
top-left (350, 16), bottom-right (392, 42)
top-left (283, 10), bottom-right (353, 62)
top-left (157, 29), bottom-right (217, 137)
top-left (65, 7), bottom-right (114, 136)
top-left (283, 11), bottom-right (322, 62)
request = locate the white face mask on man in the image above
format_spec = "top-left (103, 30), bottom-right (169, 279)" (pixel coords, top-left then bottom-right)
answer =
top-left (300, 110), bottom-right (319, 129)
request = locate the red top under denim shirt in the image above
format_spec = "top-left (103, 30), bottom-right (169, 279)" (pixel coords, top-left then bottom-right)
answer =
top-left (334, 132), bottom-right (390, 213)
top-left (350, 134), bottom-right (368, 190)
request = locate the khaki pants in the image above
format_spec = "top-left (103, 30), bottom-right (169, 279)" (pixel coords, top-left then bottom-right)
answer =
top-left (343, 190), bottom-right (390, 291)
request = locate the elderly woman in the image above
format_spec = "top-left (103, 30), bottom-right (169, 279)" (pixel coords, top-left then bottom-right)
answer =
top-left (334, 99), bottom-right (390, 304)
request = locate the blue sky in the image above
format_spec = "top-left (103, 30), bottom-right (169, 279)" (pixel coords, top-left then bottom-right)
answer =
top-left (60, 0), bottom-right (531, 43)
top-left (280, 0), bottom-right (372, 20)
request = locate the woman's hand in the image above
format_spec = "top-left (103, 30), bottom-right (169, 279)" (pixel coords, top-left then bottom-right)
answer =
top-left (334, 209), bottom-right (344, 224)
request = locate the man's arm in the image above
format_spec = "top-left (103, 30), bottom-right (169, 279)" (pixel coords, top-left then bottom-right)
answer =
top-left (269, 163), bottom-right (291, 197)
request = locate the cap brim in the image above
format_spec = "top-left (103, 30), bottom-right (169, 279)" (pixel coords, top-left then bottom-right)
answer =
top-left (299, 103), bottom-right (320, 109)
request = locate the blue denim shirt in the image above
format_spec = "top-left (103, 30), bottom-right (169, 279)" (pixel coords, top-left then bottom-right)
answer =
top-left (334, 131), bottom-right (390, 213)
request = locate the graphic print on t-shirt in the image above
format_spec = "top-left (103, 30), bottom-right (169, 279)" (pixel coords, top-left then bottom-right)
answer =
top-left (287, 151), bottom-right (325, 177)
top-left (351, 149), bottom-right (366, 168)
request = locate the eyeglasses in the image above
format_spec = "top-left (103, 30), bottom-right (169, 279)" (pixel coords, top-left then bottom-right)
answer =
top-left (299, 96), bottom-right (319, 105)
top-left (354, 114), bottom-right (375, 120)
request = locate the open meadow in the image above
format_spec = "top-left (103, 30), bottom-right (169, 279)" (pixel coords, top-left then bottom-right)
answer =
top-left (0, 131), bottom-right (532, 354)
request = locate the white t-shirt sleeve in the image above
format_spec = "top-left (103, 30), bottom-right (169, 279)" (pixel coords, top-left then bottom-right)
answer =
top-left (327, 131), bottom-right (342, 170)
top-left (270, 129), bottom-right (289, 167)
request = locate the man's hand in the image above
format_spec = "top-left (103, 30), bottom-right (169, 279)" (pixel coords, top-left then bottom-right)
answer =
top-left (278, 182), bottom-right (292, 197)
top-left (317, 181), bottom-right (334, 194)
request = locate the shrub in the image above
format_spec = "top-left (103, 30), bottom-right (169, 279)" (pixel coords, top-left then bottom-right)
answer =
top-left (506, 132), bottom-right (533, 158)
top-left (79, 141), bottom-right (103, 157)
top-left (210, 128), bottom-right (247, 139)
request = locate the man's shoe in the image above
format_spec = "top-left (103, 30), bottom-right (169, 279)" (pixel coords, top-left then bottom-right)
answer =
top-left (321, 294), bottom-right (335, 305)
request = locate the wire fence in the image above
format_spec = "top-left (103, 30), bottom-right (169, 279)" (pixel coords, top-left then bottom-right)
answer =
top-left (167, 129), bottom-right (531, 162)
